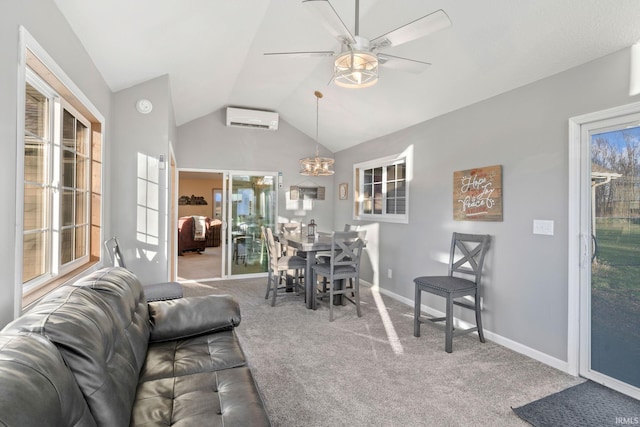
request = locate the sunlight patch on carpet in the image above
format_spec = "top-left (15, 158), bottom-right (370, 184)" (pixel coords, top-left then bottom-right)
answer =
top-left (372, 288), bottom-right (404, 355)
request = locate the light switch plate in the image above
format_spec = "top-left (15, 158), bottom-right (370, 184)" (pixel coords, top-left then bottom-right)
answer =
top-left (533, 220), bottom-right (554, 236)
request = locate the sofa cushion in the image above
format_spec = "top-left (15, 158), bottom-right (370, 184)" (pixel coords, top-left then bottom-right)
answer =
top-left (2, 267), bottom-right (149, 427)
top-left (148, 294), bottom-right (241, 342)
top-left (130, 366), bottom-right (271, 427)
top-left (139, 329), bottom-right (247, 382)
top-left (72, 267), bottom-right (151, 369)
top-left (0, 334), bottom-right (96, 427)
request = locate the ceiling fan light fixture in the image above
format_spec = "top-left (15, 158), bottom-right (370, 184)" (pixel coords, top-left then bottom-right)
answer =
top-left (334, 50), bottom-right (378, 88)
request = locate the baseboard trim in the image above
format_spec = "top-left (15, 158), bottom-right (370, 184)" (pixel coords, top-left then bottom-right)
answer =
top-left (372, 283), bottom-right (571, 374)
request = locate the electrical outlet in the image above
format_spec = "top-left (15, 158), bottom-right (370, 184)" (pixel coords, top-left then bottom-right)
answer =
top-left (387, 269), bottom-right (393, 279)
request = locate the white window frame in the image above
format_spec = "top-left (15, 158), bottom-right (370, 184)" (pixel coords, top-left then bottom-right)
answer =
top-left (21, 70), bottom-right (92, 292)
top-left (353, 150), bottom-right (412, 224)
top-left (16, 27), bottom-right (105, 314)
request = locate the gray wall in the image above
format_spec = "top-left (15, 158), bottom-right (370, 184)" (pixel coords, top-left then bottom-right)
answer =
top-left (333, 47), bottom-right (639, 362)
top-left (111, 75), bottom-right (175, 285)
top-left (0, 0), bottom-right (112, 327)
top-left (176, 109), bottom-right (336, 230)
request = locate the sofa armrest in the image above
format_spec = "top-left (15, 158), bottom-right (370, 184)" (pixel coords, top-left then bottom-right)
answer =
top-left (148, 295), bottom-right (241, 343)
top-left (143, 281), bottom-right (183, 302)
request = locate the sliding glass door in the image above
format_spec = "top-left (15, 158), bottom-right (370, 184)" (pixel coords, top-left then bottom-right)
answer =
top-left (226, 172), bottom-right (277, 277)
top-left (578, 112), bottom-right (640, 399)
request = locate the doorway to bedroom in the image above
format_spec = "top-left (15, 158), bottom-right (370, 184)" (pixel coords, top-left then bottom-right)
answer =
top-left (177, 171), bottom-right (224, 281)
top-left (176, 170), bottom-right (277, 281)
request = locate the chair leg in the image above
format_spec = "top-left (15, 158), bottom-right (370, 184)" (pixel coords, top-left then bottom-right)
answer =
top-left (354, 277), bottom-right (361, 317)
top-left (271, 272), bottom-right (279, 307)
top-left (475, 290), bottom-right (485, 343)
top-left (329, 279), bottom-right (335, 322)
top-left (265, 270), bottom-right (272, 299)
top-left (414, 285), bottom-right (422, 337)
top-left (339, 279), bottom-right (346, 306)
top-left (294, 269), bottom-right (301, 295)
top-left (445, 294), bottom-right (454, 353)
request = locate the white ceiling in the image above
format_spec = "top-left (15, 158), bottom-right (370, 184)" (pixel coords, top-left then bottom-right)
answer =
top-left (53, 0), bottom-right (640, 153)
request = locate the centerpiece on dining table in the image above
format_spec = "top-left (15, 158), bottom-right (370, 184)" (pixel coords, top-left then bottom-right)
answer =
top-left (307, 219), bottom-right (317, 237)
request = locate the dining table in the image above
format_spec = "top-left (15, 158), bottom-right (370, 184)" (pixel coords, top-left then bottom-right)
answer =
top-left (277, 231), bottom-right (334, 310)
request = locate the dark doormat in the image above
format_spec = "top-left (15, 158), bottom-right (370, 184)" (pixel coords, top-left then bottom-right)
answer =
top-left (512, 380), bottom-right (640, 426)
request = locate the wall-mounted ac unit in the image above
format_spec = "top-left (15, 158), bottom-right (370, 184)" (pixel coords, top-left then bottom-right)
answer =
top-left (226, 107), bottom-right (279, 131)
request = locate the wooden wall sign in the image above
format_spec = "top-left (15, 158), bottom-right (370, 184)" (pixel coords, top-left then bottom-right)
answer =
top-left (453, 165), bottom-right (503, 221)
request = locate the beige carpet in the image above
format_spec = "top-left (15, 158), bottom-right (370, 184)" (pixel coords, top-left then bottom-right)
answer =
top-left (182, 278), bottom-right (582, 427)
top-left (177, 246), bottom-right (266, 280)
top-left (177, 247), bottom-right (221, 280)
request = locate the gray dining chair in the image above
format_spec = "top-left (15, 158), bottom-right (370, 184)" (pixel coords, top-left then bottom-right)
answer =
top-left (103, 237), bottom-right (183, 302)
top-left (413, 232), bottom-right (491, 353)
top-left (263, 226), bottom-right (307, 306)
top-left (316, 224), bottom-right (366, 296)
top-left (312, 231), bottom-right (364, 321)
top-left (278, 222), bottom-right (308, 260)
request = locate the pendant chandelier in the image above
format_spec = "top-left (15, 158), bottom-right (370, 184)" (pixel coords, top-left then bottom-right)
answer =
top-left (300, 91), bottom-right (335, 176)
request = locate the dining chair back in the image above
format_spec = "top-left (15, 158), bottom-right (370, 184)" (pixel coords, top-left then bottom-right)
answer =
top-left (104, 236), bottom-right (126, 268)
top-left (344, 224), bottom-right (366, 239)
top-left (413, 232), bottom-right (491, 352)
top-left (103, 237), bottom-right (183, 302)
top-left (312, 231), bottom-right (364, 321)
top-left (317, 224), bottom-right (365, 261)
top-left (279, 222), bottom-right (301, 234)
top-left (317, 224), bottom-right (367, 295)
top-left (263, 226), bottom-right (307, 306)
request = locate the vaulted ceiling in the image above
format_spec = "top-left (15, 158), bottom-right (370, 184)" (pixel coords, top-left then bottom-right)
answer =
top-left (53, 0), bottom-right (640, 152)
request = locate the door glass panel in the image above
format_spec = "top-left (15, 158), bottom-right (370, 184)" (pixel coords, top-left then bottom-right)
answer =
top-left (213, 189), bottom-right (223, 220)
top-left (228, 174), bottom-right (276, 276)
top-left (590, 126), bottom-right (640, 388)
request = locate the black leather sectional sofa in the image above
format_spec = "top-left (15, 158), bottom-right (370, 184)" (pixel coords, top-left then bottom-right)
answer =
top-left (0, 267), bottom-right (270, 426)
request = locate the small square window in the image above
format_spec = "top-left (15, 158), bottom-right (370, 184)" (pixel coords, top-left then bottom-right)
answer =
top-left (353, 153), bottom-right (410, 224)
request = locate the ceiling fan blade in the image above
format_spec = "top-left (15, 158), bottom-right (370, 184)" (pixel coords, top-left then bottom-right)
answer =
top-left (264, 51), bottom-right (336, 58)
top-left (371, 9), bottom-right (451, 49)
top-left (303, 0), bottom-right (356, 45)
top-left (378, 54), bottom-right (431, 73)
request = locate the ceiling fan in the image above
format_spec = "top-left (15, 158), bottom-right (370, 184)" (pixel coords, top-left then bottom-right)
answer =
top-left (264, 0), bottom-right (452, 88)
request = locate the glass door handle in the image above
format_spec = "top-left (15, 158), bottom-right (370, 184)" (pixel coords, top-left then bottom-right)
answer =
top-left (579, 233), bottom-right (589, 267)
